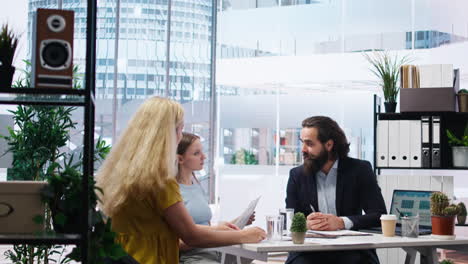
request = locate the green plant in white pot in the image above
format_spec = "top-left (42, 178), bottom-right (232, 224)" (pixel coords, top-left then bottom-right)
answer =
top-left (446, 123), bottom-right (468, 168)
top-left (290, 212), bottom-right (307, 244)
top-left (363, 51), bottom-right (411, 113)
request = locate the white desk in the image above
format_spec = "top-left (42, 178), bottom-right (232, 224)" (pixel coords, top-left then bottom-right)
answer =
top-left (217, 234), bottom-right (468, 264)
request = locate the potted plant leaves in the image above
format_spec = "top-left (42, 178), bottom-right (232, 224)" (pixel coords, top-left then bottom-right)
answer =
top-left (440, 259), bottom-right (455, 264)
top-left (457, 202), bottom-right (467, 225)
top-left (0, 24), bottom-right (19, 87)
top-left (446, 123), bottom-right (468, 168)
top-left (363, 51), bottom-right (411, 113)
top-left (430, 192), bottom-right (459, 239)
top-left (290, 212), bottom-right (307, 244)
top-left (458, 89), bottom-right (468, 112)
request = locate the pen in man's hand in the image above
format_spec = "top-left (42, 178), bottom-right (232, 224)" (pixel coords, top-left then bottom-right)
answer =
top-left (309, 204), bottom-right (316, 213)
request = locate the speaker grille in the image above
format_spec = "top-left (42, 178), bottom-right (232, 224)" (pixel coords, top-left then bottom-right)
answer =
top-left (39, 39), bottom-right (72, 70)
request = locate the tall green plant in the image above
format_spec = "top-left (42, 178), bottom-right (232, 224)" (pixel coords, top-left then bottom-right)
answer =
top-left (1, 63), bottom-right (79, 264)
top-left (3, 105), bottom-right (76, 181)
top-left (0, 24), bottom-right (19, 67)
top-left (1, 62), bottom-right (125, 263)
top-left (40, 138), bottom-right (126, 263)
top-left (363, 51), bottom-right (411, 103)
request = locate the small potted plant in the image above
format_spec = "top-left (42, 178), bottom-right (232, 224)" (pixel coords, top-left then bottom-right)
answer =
top-left (431, 192), bottom-right (459, 239)
top-left (440, 259), bottom-right (454, 264)
top-left (457, 202), bottom-right (467, 225)
top-left (446, 123), bottom-right (468, 168)
top-left (0, 24), bottom-right (19, 87)
top-left (458, 89), bottom-right (468, 112)
top-left (363, 51), bottom-right (411, 113)
top-left (290, 212), bottom-right (307, 244)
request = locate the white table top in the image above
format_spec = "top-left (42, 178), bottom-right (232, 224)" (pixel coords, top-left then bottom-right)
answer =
top-left (241, 234), bottom-right (468, 253)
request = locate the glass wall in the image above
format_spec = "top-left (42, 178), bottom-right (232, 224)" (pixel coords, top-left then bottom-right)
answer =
top-left (1, 0), bottom-right (216, 198)
top-left (1, 0), bottom-right (468, 214)
top-left (215, 0), bottom-right (468, 224)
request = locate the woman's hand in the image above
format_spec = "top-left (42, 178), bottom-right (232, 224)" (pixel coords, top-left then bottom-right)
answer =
top-left (246, 212), bottom-right (256, 226)
top-left (215, 221), bottom-right (240, 231)
top-left (240, 227), bottom-right (266, 243)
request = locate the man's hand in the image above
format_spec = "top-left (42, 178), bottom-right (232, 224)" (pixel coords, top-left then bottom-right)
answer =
top-left (306, 212), bottom-right (344, 231)
top-left (214, 221), bottom-right (240, 231)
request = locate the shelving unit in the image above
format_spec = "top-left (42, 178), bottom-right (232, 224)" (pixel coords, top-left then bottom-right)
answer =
top-left (0, 234), bottom-right (81, 245)
top-left (0, 0), bottom-right (97, 262)
top-left (373, 95), bottom-right (468, 175)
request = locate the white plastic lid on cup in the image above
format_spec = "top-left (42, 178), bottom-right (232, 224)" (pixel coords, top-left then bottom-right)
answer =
top-left (380, 214), bottom-right (397, 220)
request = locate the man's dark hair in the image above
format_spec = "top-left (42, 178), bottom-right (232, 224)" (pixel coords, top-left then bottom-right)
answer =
top-left (302, 116), bottom-right (350, 160)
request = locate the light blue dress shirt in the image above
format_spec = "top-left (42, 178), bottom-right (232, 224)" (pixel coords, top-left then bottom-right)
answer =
top-left (316, 159), bottom-right (354, 230)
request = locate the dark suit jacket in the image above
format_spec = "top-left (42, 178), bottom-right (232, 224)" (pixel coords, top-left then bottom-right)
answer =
top-left (285, 157), bottom-right (387, 230)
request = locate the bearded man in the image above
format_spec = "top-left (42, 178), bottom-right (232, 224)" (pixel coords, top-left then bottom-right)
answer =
top-left (285, 116), bottom-right (386, 264)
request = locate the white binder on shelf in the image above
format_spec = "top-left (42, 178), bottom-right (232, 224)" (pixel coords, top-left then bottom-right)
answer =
top-left (409, 120), bottom-right (422, 168)
top-left (376, 120), bottom-right (389, 167)
top-left (431, 116), bottom-right (441, 168)
top-left (398, 120), bottom-right (411, 167)
top-left (388, 120), bottom-right (400, 167)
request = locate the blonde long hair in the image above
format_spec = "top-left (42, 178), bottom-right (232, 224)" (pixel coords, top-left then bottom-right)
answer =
top-left (96, 97), bottom-right (184, 217)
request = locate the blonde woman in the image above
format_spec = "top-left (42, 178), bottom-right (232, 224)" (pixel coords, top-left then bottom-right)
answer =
top-left (176, 133), bottom-right (255, 264)
top-left (97, 97), bottom-right (266, 264)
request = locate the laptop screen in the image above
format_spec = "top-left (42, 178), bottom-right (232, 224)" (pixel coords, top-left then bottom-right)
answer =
top-left (390, 190), bottom-right (432, 227)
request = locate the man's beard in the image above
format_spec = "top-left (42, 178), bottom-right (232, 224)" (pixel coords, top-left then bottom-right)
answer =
top-left (303, 148), bottom-right (329, 176)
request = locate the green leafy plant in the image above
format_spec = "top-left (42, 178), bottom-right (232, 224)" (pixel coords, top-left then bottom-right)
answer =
top-left (430, 192), bottom-right (458, 216)
top-left (2, 105), bottom-right (77, 181)
top-left (440, 259), bottom-right (455, 264)
top-left (40, 138), bottom-right (126, 263)
top-left (230, 148), bottom-right (258, 165)
top-left (290, 212), bottom-right (307, 233)
top-left (457, 202), bottom-right (467, 217)
top-left (0, 62), bottom-right (125, 263)
top-left (446, 123), bottom-right (468, 147)
top-left (0, 23), bottom-right (19, 67)
top-left (363, 51), bottom-right (411, 103)
top-left (458, 89), bottom-right (468, 94)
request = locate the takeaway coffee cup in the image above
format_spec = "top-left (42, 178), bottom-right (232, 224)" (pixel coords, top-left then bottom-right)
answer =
top-left (380, 214), bottom-right (397, 237)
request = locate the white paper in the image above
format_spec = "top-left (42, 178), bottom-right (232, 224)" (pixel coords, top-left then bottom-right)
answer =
top-left (307, 230), bottom-right (372, 236)
top-left (232, 196), bottom-right (261, 229)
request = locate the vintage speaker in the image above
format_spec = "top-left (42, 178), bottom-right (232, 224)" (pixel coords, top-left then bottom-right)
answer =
top-left (31, 8), bottom-right (74, 88)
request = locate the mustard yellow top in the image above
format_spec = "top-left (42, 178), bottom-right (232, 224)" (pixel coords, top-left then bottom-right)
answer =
top-left (112, 178), bottom-right (182, 264)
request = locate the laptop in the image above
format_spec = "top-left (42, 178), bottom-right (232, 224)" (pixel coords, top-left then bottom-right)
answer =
top-left (362, 189), bottom-right (433, 235)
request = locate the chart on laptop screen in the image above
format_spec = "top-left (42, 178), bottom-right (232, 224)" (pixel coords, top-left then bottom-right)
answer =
top-left (391, 190), bottom-right (432, 226)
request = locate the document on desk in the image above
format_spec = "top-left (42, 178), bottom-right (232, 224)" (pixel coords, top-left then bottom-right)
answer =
top-left (232, 196), bottom-right (261, 229)
top-left (307, 230), bottom-right (373, 237)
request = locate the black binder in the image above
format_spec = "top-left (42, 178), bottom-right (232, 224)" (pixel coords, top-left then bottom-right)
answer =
top-left (431, 116), bottom-right (441, 168)
top-left (421, 116), bottom-right (431, 168)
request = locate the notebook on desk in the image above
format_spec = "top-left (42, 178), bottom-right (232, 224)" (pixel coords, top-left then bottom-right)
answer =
top-left (361, 189), bottom-right (433, 235)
